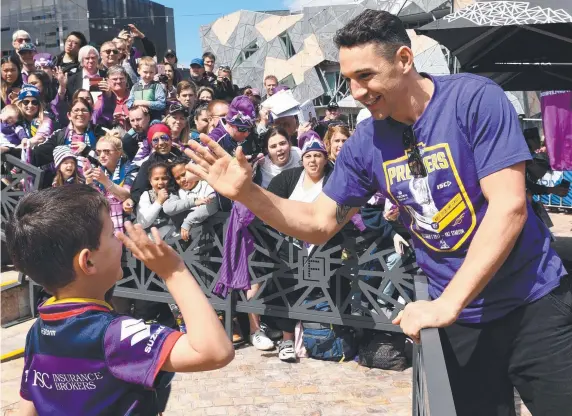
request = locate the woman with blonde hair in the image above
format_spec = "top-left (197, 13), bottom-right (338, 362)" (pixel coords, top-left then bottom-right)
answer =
top-left (163, 102), bottom-right (190, 145)
top-left (85, 132), bottom-right (131, 233)
top-left (322, 124), bottom-right (350, 162)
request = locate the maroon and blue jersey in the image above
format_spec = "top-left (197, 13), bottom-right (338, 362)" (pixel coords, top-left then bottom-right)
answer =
top-left (20, 297), bottom-right (182, 415)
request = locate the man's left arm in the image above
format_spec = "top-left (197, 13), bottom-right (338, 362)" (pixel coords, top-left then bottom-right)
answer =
top-left (394, 82), bottom-right (531, 342)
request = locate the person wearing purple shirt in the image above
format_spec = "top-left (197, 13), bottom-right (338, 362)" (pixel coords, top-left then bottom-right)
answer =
top-left (7, 186), bottom-right (234, 415)
top-left (186, 9), bottom-right (572, 416)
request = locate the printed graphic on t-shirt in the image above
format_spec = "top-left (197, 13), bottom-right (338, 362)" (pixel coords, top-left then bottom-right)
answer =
top-left (383, 142), bottom-right (477, 252)
top-left (134, 87), bottom-right (155, 102)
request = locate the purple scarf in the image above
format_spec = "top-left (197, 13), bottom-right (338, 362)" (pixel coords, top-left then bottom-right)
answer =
top-left (213, 202), bottom-right (255, 298)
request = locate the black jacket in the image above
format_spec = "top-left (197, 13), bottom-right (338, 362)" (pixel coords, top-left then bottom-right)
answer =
top-left (267, 164), bottom-right (334, 199)
top-left (55, 53), bottom-right (80, 75)
top-left (130, 147), bottom-right (183, 206)
top-left (65, 69), bottom-right (107, 102)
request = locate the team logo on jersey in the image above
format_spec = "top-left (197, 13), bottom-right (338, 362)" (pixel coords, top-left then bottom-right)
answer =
top-left (120, 319), bottom-right (151, 347)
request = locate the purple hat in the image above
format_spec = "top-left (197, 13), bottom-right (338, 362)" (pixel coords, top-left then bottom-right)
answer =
top-left (250, 88), bottom-right (261, 97)
top-left (272, 85), bottom-right (290, 95)
top-left (297, 130), bottom-right (320, 150)
top-left (226, 95), bottom-right (256, 128)
top-left (34, 53), bottom-right (55, 68)
top-left (301, 135), bottom-right (327, 157)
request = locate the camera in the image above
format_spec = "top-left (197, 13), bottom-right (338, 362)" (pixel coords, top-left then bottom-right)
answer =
top-left (158, 74), bottom-right (168, 83)
top-left (122, 25), bottom-right (131, 33)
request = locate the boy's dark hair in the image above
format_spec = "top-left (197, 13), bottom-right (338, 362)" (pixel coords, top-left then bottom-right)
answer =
top-left (6, 185), bottom-right (109, 292)
top-left (333, 9), bottom-right (411, 61)
top-left (202, 51), bottom-right (216, 61)
top-left (169, 157), bottom-right (191, 170)
top-left (67, 31), bottom-right (88, 48)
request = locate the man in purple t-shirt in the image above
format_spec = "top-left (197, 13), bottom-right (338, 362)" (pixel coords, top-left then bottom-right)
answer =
top-left (187, 9), bottom-right (572, 416)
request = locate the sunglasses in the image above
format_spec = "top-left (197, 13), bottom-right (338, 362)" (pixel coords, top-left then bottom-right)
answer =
top-left (22, 99), bottom-right (39, 106)
top-left (102, 49), bottom-right (119, 55)
top-left (95, 149), bottom-right (114, 156)
top-left (151, 134), bottom-right (171, 145)
top-left (17, 38), bottom-right (31, 43)
top-left (234, 125), bottom-right (251, 133)
top-left (218, 65), bottom-right (231, 71)
top-left (402, 126), bottom-right (427, 178)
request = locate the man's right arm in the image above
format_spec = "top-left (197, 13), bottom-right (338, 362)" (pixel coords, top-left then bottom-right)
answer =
top-left (236, 185), bottom-right (358, 245)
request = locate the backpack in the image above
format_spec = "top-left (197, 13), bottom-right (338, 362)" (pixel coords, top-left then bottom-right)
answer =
top-left (301, 301), bottom-right (357, 362)
top-left (357, 330), bottom-right (412, 371)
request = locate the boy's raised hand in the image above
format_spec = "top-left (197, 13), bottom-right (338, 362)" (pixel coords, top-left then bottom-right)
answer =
top-left (117, 222), bottom-right (185, 279)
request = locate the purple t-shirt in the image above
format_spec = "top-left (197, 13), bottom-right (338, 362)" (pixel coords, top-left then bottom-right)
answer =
top-left (20, 298), bottom-right (182, 415)
top-left (323, 73), bottom-right (566, 323)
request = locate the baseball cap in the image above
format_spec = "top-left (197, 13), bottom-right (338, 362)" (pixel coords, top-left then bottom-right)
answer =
top-left (250, 88), bottom-right (261, 97)
top-left (168, 102), bottom-right (189, 117)
top-left (226, 95), bottom-right (256, 128)
top-left (327, 102), bottom-right (339, 111)
top-left (34, 53), bottom-right (55, 68)
top-left (190, 58), bottom-right (204, 68)
top-left (19, 42), bottom-right (37, 53)
top-left (165, 49), bottom-right (176, 57)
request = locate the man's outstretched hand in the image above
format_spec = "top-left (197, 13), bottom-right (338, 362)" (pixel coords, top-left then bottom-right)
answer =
top-left (185, 137), bottom-right (254, 202)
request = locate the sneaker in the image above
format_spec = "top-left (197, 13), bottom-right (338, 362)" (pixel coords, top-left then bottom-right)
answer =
top-left (278, 340), bottom-right (296, 362)
top-left (260, 322), bottom-right (283, 341)
top-left (250, 330), bottom-right (275, 351)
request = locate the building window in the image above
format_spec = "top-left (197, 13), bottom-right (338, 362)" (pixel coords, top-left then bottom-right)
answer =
top-left (233, 39), bottom-right (260, 68)
top-left (279, 74), bottom-right (296, 90)
top-left (278, 31), bottom-right (296, 58)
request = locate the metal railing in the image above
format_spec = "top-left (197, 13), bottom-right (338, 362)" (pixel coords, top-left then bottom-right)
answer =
top-left (2, 156), bottom-right (456, 415)
top-left (413, 275), bottom-right (457, 416)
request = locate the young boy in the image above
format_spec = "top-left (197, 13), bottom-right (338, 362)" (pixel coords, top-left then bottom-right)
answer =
top-left (126, 56), bottom-right (166, 121)
top-left (6, 185), bottom-right (234, 416)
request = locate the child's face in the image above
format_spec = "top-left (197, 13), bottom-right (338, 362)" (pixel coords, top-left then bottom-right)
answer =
top-left (1, 107), bottom-right (19, 125)
top-left (59, 158), bottom-right (76, 179)
top-left (138, 64), bottom-right (156, 83)
top-left (150, 167), bottom-right (169, 192)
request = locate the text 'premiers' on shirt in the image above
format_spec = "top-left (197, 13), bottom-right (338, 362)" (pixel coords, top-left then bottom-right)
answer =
top-left (322, 73), bottom-right (566, 323)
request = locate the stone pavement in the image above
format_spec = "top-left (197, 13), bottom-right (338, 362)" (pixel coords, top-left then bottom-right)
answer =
top-left (0, 333), bottom-right (533, 416)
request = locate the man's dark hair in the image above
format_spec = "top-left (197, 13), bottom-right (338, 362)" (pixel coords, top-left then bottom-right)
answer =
top-left (202, 51), bottom-right (216, 61)
top-left (67, 31), bottom-right (88, 48)
top-left (333, 9), bottom-right (411, 60)
top-left (6, 185), bottom-right (109, 293)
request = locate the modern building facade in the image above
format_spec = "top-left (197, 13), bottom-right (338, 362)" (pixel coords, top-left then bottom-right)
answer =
top-left (200, 0), bottom-right (453, 108)
top-left (1, 0), bottom-right (175, 59)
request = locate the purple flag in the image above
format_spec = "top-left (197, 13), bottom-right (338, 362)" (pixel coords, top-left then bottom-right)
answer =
top-left (541, 90), bottom-right (572, 171)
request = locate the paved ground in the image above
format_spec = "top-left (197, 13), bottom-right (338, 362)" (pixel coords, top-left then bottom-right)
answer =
top-left (1, 213), bottom-right (569, 415)
top-left (1, 344), bottom-right (534, 416)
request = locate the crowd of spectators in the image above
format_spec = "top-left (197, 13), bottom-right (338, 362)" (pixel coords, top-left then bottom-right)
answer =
top-left (1, 25), bottom-right (410, 363)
